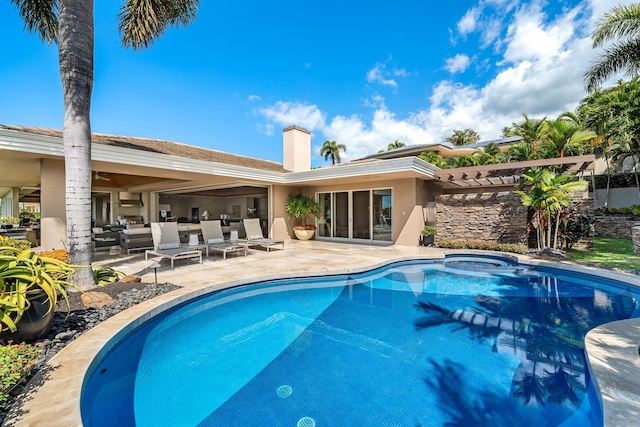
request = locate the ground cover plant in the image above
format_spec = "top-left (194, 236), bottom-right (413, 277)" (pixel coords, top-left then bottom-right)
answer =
top-left (567, 238), bottom-right (640, 270)
top-left (0, 342), bottom-right (40, 407)
top-left (436, 240), bottom-right (528, 254)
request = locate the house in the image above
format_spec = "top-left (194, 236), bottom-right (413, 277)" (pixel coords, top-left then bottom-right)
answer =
top-left (0, 124), bottom-right (595, 251)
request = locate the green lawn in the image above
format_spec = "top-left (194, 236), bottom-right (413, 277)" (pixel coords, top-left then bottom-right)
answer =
top-left (567, 238), bottom-right (640, 270)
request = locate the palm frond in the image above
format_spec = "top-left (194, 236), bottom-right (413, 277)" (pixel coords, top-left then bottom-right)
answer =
top-left (586, 31), bottom-right (640, 92)
top-left (592, 4), bottom-right (640, 48)
top-left (119, 0), bottom-right (199, 50)
top-left (10, 0), bottom-right (58, 43)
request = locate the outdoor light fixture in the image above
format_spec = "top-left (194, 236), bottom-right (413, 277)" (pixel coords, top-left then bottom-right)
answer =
top-left (201, 210), bottom-right (211, 221)
top-left (149, 262), bottom-right (161, 286)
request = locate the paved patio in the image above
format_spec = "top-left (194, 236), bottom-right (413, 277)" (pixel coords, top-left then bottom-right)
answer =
top-left (7, 241), bottom-right (640, 426)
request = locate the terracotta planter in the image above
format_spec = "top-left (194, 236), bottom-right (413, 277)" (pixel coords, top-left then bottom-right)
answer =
top-left (0, 290), bottom-right (55, 343)
top-left (294, 229), bottom-right (316, 240)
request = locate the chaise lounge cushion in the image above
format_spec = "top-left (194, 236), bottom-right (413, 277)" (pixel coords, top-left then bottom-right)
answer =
top-left (159, 242), bottom-right (181, 250)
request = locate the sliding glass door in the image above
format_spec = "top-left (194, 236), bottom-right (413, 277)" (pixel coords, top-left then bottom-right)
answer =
top-left (316, 189), bottom-right (392, 243)
top-left (373, 189), bottom-right (392, 241)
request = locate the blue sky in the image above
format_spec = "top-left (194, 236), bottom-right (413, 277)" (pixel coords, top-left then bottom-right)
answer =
top-left (0, 0), bottom-right (632, 166)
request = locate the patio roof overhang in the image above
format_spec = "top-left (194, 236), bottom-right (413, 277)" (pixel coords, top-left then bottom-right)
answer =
top-left (434, 154), bottom-right (596, 191)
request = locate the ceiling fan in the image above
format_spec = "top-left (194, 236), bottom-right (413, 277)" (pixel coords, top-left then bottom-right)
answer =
top-left (94, 172), bottom-right (112, 181)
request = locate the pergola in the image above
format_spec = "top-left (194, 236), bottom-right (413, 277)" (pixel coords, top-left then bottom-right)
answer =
top-left (433, 154), bottom-right (596, 191)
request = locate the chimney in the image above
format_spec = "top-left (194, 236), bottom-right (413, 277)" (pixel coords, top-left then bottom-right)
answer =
top-left (283, 125), bottom-right (311, 172)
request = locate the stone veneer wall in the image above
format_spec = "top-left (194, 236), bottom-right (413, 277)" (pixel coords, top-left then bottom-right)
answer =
top-left (594, 216), bottom-right (640, 239)
top-left (435, 192), bottom-right (528, 244)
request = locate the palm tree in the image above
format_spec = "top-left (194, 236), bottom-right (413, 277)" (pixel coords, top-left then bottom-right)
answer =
top-left (387, 140), bottom-right (406, 151)
top-left (544, 119), bottom-right (595, 158)
top-left (11, 0), bottom-right (199, 288)
top-left (446, 154), bottom-right (478, 168)
top-left (445, 128), bottom-right (481, 146)
top-left (510, 114), bottom-right (548, 156)
top-left (320, 140), bottom-right (346, 165)
top-left (585, 3), bottom-right (640, 92)
top-left (516, 169), bottom-right (587, 249)
top-left (418, 152), bottom-right (448, 168)
top-left (472, 142), bottom-right (501, 165)
top-left (502, 142), bottom-right (536, 162)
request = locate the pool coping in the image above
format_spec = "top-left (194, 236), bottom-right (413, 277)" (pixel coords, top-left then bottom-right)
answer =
top-left (6, 246), bottom-right (640, 426)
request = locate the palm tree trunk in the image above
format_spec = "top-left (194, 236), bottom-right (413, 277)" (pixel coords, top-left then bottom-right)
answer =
top-left (634, 154), bottom-right (640, 204)
top-left (537, 213), bottom-right (542, 250)
top-left (59, 0), bottom-right (95, 289)
top-left (553, 210), bottom-right (562, 249)
top-left (604, 146), bottom-right (612, 208)
top-left (546, 213), bottom-right (552, 249)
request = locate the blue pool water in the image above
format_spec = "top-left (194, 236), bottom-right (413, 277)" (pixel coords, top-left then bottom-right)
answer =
top-left (81, 260), bottom-right (640, 426)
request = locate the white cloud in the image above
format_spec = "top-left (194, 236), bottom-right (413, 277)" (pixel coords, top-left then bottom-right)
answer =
top-left (247, 95), bottom-right (261, 102)
top-left (366, 55), bottom-right (410, 91)
top-left (257, 0), bottom-right (637, 163)
top-left (367, 64), bottom-right (397, 89)
top-left (444, 54), bottom-right (471, 73)
top-left (457, 8), bottom-right (479, 36)
top-left (258, 101), bottom-right (326, 132)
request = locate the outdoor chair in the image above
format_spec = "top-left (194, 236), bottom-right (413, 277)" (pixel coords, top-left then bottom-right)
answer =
top-left (241, 218), bottom-right (284, 252)
top-left (145, 222), bottom-right (203, 268)
top-left (200, 220), bottom-right (248, 259)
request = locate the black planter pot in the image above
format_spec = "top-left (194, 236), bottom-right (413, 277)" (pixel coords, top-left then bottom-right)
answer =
top-left (421, 235), bottom-right (435, 246)
top-left (0, 291), bottom-right (55, 343)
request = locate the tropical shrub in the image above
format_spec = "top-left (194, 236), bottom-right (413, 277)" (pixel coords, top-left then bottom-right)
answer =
top-left (608, 207), bottom-right (618, 214)
top-left (632, 205), bottom-right (640, 216)
top-left (559, 209), bottom-right (595, 250)
top-left (619, 207), bottom-right (630, 214)
top-left (0, 236), bottom-right (31, 254)
top-left (0, 248), bottom-right (75, 333)
top-left (92, 266), bottom-right (125, 286)
top-left (420, 226), bottom-right (437, 237)
top-left (0, 341), bottom-right (41, 407)
top-left (437, 240), bottom-right (528, 254)
top-left (286, 193), bottom-right (320, 228)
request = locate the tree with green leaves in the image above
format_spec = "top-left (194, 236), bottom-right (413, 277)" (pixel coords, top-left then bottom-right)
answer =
top-left (585, 3), bottom-right (640, 92)
top-left (446, 154), bottom-right (478, 168)
top-left (418, 152), bottom-right (448, 168)
top-left (472, 142), bottom-right (502, 165)
top-left (320, 140), bottom-right (347, 165)
top-left (579, 79), bottom-right (640, 202)
top-left (502, 142), bottom-right (536, 162)
top-left (507, 114), bottom-right (549, 156)
top-left (10, 0), bottom-right (199, 289)
top-left (387, 140), bottom-right (406, 151)
top-left (516, 168), bottom-right (587, 250)
top-left (445, 128), bottom-right (481, 146)
top-left (543, 119), bottom-right (595, 158)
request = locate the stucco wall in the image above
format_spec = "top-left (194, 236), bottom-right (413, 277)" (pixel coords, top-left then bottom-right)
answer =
top-left (435, 191), bottom-right (528, 244)
top-left (40, 159), bottom-right (67, 250)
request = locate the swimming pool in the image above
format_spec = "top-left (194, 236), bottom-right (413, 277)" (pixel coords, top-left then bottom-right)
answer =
top-left (81, 258), bottom-right (640, 426)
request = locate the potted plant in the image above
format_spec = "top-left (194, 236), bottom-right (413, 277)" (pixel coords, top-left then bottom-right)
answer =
top-left (0, 247), bottom-right (76, 342)
top-left (286, 193), bottom-right (320, 240)
top-left (420, 225), bottom-right (437, 246)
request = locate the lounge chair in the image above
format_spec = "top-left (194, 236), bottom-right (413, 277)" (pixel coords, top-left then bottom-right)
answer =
top-left (200, 220), bottom-right (248, 259)
top-left (145, 222), bottom-right (203, 268)
top-left (241, 218), bottom-right (284, 252)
